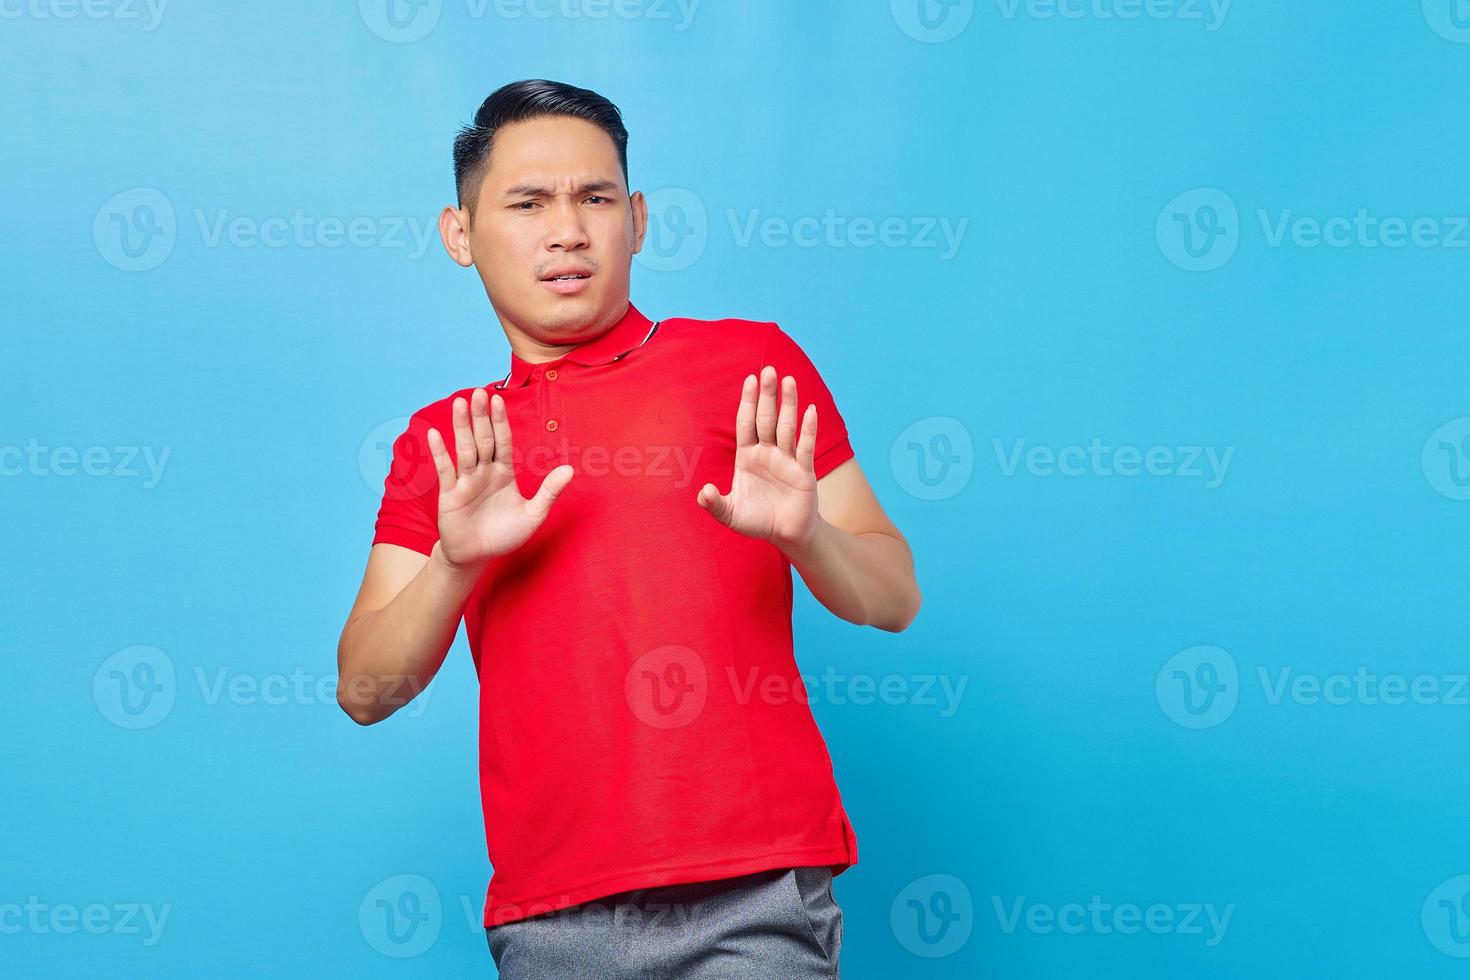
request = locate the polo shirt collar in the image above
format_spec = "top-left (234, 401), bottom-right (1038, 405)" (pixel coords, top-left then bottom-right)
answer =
top-left (497, 302), bottom-right (656, 389)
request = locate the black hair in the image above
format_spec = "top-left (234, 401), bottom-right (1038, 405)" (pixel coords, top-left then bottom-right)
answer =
top-left (452, 79), bottom-right (630, 215)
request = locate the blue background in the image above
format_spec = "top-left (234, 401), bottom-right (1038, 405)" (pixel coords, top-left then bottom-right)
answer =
top-left (6, 1), bottom-right (1470, 975)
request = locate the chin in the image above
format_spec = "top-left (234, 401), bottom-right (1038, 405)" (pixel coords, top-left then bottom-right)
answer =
top-left (538, 293), bottom-right (608, 331)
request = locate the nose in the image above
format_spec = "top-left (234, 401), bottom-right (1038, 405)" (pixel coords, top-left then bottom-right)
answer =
top-left (544, 198), bottom-right (589, 252)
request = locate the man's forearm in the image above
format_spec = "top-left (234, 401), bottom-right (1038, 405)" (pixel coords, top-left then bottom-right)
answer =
top-left (336, 543), bottom-right (484, 724)
top-left (778, 520), bottom-right (921, 632)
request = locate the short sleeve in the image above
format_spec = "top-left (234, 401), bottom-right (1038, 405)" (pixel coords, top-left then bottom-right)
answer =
top-left (759, 323), bottom-right (855, 480)
top-left (371, 412), bottom-right (441, 556)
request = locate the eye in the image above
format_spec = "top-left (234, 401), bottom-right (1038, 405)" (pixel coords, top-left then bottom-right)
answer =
top-left (586, 195), bottom-right (610, 205)
top-left (513, 201), bottom-right (540, 211)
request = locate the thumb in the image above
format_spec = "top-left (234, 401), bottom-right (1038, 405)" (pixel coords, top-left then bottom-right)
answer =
top-left (696, 482), bottom-right (733, 527)
top-left (525, 464), bottom-right (574, 523)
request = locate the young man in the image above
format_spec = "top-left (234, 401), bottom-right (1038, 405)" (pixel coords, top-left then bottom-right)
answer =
top-left (337, 79), bottom-right (921, 978)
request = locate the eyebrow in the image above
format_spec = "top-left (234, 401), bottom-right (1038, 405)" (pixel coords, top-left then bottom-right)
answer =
top-left (501, 179), bottom-right (620, 200)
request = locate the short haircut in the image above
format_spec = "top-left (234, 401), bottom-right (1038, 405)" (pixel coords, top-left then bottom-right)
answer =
top-left (452, 79), bottom-right (630, 216)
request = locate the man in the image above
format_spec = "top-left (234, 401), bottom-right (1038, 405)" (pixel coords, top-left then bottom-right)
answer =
top-left (337, 79), bottom-right (921, 978)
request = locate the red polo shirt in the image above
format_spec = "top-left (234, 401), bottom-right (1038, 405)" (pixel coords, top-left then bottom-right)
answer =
top-left (371, 301), bottom-right (859, 927)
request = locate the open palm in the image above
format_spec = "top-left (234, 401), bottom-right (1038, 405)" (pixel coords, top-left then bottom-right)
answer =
top-left (427, 387), bottom-right (573, 569)
top-left (697, 365), bottom-right (820, 549)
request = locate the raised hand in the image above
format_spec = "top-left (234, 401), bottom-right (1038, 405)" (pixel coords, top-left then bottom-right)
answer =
top-left (426, 387), bottom-right (573, 570)
top-left (696, 365), bottom-right (821, 550)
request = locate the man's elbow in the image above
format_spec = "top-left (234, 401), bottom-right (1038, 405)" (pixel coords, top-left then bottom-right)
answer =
top-left (872, 583), bottom-right (922, 633)
top-left (336, 637), bottom-right (390, 726)
top-left (337, 687), bottom-right (387, 726)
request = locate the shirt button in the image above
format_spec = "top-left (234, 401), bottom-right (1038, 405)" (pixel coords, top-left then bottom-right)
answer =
top-left (545, 369), bottom-right (559, 382)
top-left (545, 419), bottom-right (559, 432)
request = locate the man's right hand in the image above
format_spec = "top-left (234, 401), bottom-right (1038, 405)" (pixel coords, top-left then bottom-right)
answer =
top-left (427, 386), bottom-right (574, 570)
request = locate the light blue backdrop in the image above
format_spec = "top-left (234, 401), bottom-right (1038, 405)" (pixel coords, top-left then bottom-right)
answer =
top-left (6, 1), bottom-right (1470, 976)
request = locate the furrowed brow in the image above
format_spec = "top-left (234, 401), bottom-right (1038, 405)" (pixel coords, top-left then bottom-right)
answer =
top-left (502, 179), bottom-right (620, 199)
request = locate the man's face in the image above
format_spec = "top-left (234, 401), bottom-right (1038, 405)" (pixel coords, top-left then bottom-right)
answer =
top-left (440, 115), bottom-right (646, 345)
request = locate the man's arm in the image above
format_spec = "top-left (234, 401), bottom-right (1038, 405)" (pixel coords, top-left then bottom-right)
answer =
top-left (784, 457), bottom-right (921, 632)
top-left (337, 388), bottom-right (573, 725)
top-left (696, 365), bottom-right (922, 632)
top-left (335, 541), bottom-right (480, 725)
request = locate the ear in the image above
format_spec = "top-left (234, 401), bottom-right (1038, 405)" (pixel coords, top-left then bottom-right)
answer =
top-left (629, 189), bottom-right (648, 256)
top-left (439, 205), bottom-right (474, 267)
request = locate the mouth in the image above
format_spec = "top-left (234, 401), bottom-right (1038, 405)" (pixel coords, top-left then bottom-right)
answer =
top-left (540, 269), bottom-right (594, 295)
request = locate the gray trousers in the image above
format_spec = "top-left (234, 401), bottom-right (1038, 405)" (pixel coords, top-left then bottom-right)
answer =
top-left (485, 866), bottom-right (843, 979)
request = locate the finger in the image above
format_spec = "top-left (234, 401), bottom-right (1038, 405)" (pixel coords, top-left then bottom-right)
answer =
top-left (426, 427), bottom-right (456, 494)
top-left (469, 387), bottom-right (496, 462)
top-left (524, 463), bottom-right (574, 523)
top-left (451, 396), bottom-right (477, 472)
top-left (490, 392), bottom-right (514, 463)
top-left (775, 375), bottom-right (798, 454)
top-left (696, 482), bottom-right (733, 527)
top-left (755, 365), bottom-right (778, 444)
top-left (794, 404), bottom-right (818, 473)
top-left (734, 374), bottom-right (758, 449)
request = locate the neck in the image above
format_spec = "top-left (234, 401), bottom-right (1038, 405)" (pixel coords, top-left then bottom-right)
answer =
top-left (500, 302), bottom-right (627, 363)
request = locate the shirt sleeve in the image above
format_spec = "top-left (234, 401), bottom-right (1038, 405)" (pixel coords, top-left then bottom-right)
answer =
top-left (758, 322), bottom-right (856, 480)
top-left (371, 411), bottom-right (442, 556)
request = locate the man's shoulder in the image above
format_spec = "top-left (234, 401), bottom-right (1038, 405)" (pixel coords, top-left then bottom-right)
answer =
top-left (398, 314), bottom-right (783, 422)
top-left (399, 385), bottom-right (479, 431)
top-left (654, 313), bottom-right (780, 353)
